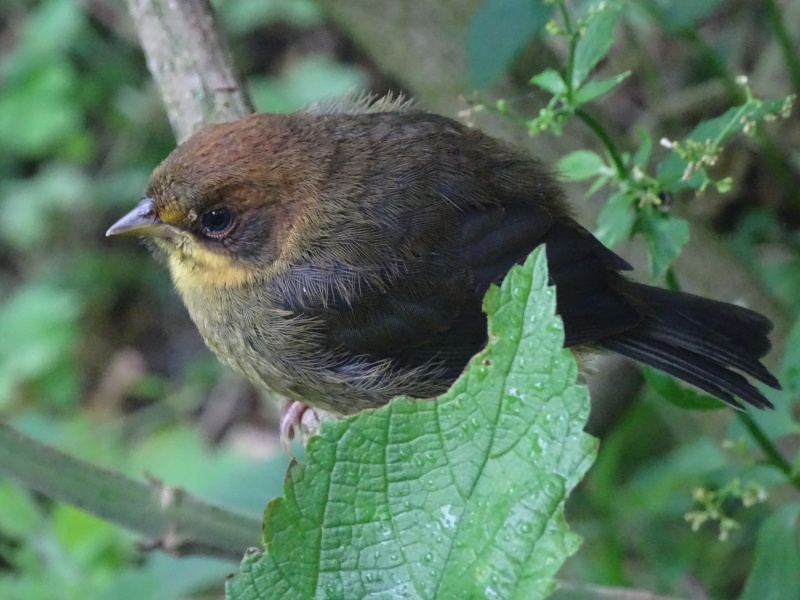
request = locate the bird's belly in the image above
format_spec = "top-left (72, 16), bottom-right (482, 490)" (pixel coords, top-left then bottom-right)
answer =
top-left (182, 292), bottom-right (392, 413)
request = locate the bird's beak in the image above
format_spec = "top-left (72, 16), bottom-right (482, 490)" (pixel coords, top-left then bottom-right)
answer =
top-left (106, 197), bottom-right (176, 238)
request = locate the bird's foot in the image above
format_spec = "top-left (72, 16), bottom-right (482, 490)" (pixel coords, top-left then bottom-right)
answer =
top-left (279, 398), bottom-right (338, 453)
top-left (279, 398), bottom-right (307, 453)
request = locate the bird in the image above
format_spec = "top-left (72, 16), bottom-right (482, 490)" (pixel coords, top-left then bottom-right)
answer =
top-left (107, 94), bottom-right (780, 437)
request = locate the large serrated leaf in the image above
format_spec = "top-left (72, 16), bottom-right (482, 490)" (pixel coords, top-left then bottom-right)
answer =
top-left (226, 248), bottom-right (597, 600)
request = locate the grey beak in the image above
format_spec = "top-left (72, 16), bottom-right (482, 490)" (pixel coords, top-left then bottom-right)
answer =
top-left (106, 197), bottom-right (175, 238)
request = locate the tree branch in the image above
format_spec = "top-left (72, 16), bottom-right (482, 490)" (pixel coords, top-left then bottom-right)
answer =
top-left (125, 0), bottom-right (253, 142)
top-left (0, 424), bottom-right (261, 561)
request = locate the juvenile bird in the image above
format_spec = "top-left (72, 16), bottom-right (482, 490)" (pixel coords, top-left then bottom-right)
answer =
top-left (108, 96), bottom-right (780, 434)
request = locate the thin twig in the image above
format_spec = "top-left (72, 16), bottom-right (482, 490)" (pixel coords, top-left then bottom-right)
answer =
top-left (765, 0), bottom-right (800, 95)
top-left (737, 412), bottom-right (800, 491)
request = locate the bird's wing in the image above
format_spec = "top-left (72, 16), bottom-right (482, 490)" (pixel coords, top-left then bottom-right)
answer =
top-left (272, 197), bottom-right (640, 384)
top-left (270, 217), bottom-right (491, 381)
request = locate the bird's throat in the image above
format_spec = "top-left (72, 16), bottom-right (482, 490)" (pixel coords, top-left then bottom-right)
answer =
top-left (168, 245), bottom-right (259, 293)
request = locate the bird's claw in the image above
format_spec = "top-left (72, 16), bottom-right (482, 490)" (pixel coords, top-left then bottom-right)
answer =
top-left (279, 398), bottom-right (307, 453)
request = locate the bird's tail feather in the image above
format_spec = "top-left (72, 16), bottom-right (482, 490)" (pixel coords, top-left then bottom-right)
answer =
top-left (600, 283), bottom-right (780, 409)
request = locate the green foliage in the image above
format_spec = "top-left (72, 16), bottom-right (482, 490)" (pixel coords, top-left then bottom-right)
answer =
top-left (484, 0), bottom-right (795, 283)
top-left (636, 206), bottom-right (690, 281)
top-left (467, 1), bottom-right (800, 597)
top-left (0, 416), bottom-right (290, 600)
top-left (227, 249), bottom-right (596, 600)
top-left (569, 2), bottom-right (621, 88)
top-left (730, 210), bottom-right (800, 310)
top-left (656, 92), bottom-right (795, 192)
top-left (215, 0), bottom-right (322, 33)
top-left (740, 503), bottom-right (800, 600)
top-left (557, 149), bottom-right (610, 181)
top-left (466, 0), bottom-right (552, 89)
top-left (642, 368), bottom-right (726, 411)
top-left (594, 191), bottom-right (635, 248)
top-left (642, 0), bottom-right (725, 34)
top-left (0, 282), bottom-right (81, 409)
top-left (0, 0), bottom-right (88, 158)
top-left (249, 56), bottom-right (367, 114)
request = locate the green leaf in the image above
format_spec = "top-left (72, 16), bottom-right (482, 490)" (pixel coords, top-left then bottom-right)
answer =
top-left (558, 149), bottom-right (609, 181)
top-left (0, 483), bottom-right (43, 539)
top-left (530, 68), bottom-right (566, 94)
top-left (739, 503), bottom-right (800, 600)
top-left (0, 283), bottom-right (82, 408)
top-left (743, 315), bottom-right (800, 441)
top-left (216, 0), bottom-right (321, 34)
top-left (637, 210), bottom-right (690, 281)
top-left (656, 95), bottom-right (795, 188)
top-left (687, 98), bottom-right (792, 145)
top-left (466, 0), bottom-right (553, 89)
top-left (632, 128), bottom-right (654, 169)
top-left (586, 174), bottom-right (611, 197)
top-left (250, 57), bottom-right (367, 114)
top-left (642, 368), bottom-right (725, 411)
top-left (1, 0), bottom-right (85, 80)
top-left (575, 71), bottom-right (630, 104)
top-left (778, 317), bottom-right (800, 400)
top-left (595, 191), bottom-right (636, 248)
top-left (226, 248), bottom-right (596, 600)
top-left (571, 2), bottom-right (623, 88)
top-left (0, 63), bottom-right (83, 158)
top-left (0, 164), bottom-right (90, 250)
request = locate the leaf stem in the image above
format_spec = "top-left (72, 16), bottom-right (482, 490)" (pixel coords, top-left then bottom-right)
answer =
top-left (681, 29), bottom-right (742, 102)
top-left (558, 0), bottom-right (578, 101)
top-left (575, 107), bottom-right (628, 180)
top-left (736, 413), bottom-right (800, 491)
top-left (765, 0), bottom-right (800, 94)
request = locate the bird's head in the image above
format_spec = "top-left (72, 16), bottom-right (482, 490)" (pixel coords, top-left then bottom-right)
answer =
top-left (107, 114), bottom-right (322, 292)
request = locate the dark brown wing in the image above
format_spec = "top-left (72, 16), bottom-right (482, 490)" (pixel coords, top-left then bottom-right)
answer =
top-left (273, 200), bottom-right (641, 387)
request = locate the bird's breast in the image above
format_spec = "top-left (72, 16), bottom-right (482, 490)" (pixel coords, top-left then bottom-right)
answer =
top-left (175, 275), bottom-right (392, 413)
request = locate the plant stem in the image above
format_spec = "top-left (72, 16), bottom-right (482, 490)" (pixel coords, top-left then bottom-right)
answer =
top-left (575, 107), bottom-right (628, 179)
top-left (558, 1), bottom-right (578, 102)
top-left (664, 267), bottom-right (680, 292)
top-left (0, 423), bottom-right (262, 561)
top-left (681, 29), bottom-right (743, 103)
top-left (737, 412), bottom-right (800, 491)
top-left (765, 0), bottom-right (800, 94)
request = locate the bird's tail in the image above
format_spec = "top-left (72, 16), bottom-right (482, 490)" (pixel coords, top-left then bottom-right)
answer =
top-left (600, 283), bottom-right (780, 409)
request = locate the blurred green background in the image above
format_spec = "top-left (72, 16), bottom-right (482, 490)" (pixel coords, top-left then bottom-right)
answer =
top-left (0, 0), bottom-right (798, 598)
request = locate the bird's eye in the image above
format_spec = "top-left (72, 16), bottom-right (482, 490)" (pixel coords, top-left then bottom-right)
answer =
top-left (200, 207), bottom-right (234, 237)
